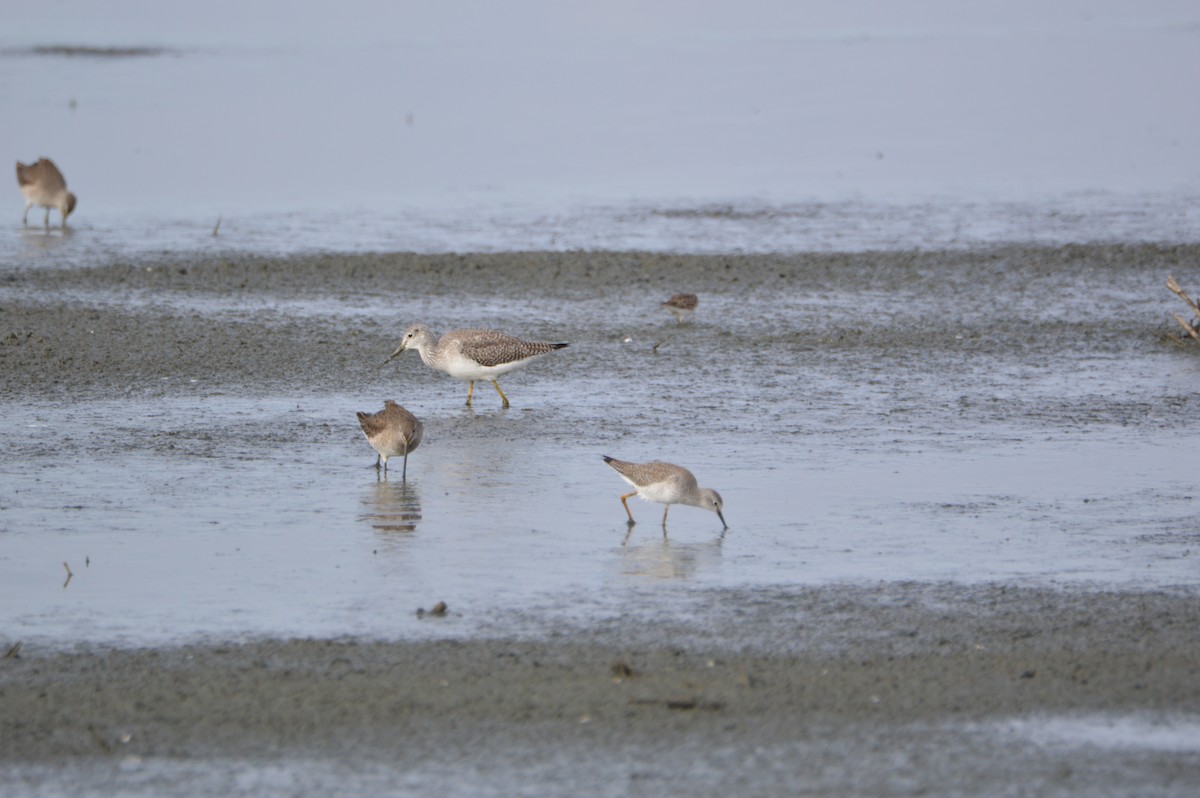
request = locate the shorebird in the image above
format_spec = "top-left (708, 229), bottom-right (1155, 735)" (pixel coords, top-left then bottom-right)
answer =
top-left (661, 293), bottom-right (698, 323)
top-left (16, 157), bottom-right (77, 228)
top-left (356, 400), bottom-right (423, 479)
top-left (383, 323), bottom-right (568, 409)
top-left (603, 456), bottom-right (726, 530)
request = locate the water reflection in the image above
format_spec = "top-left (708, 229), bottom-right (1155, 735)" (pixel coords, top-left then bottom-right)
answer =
top-left (18, 224), bottom-right (73, 255)
top-left (619, 528), bottom-right (725, 581)
top-left (358, 478), bottom-right (422, 534)
top-left (436, 413), bottom-right (520, 494)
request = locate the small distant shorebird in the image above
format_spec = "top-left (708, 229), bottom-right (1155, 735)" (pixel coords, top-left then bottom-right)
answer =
top-left (384, 323), bottom-right (568, 409)
top-left (357, 400), bottom-right (423, 479)
top-left (16, 157), bottom-right (77, 228)
top-left (661, 293), bottom-right (698, 323)
top-left (603, 456), bottom-right (726, 530)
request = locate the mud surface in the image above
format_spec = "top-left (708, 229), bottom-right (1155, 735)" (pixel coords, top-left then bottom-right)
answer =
top-left (2, 584), bottom-right (1199, 796)
top-left (2, 245), bottom-right (1200, 794)
top-left (1, 245), bottom-right (1196, 396)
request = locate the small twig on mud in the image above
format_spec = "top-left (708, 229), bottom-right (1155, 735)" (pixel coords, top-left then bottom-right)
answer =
top-left (1172, 314), bottom-right (1200, 342)
top-left (1166, 276), bottom-right (1200, 342)
top-left (88, 725), bottom-right (113, 753)
top-left (212, 215), bottom-right (222, 237)
top-left (1167, 276), bottom-right (1199, 311)
top-left (62, 561), bottom-right (73, 588)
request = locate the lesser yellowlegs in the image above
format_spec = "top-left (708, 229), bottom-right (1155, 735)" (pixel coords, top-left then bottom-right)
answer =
top-left (384, 323), bottom-right (568, 409)
top-left (602, 456), bottom-right (726, 530)
top-left (661, 293), bottom-right (698, 323)
top-left (16, 158), bottom-right (76, 228)
top-left (357, 400), bottom-right (423, 479)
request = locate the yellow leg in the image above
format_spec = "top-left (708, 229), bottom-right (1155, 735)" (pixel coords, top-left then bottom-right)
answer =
top-left (491, 380), bottom-right (510, 409)
top-left (465, 381), bottom-right (475, 406)
top-left (619, 492), bottom-right (638, 525)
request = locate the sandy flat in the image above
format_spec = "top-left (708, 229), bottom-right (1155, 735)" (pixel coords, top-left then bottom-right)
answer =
top-left (2, 583), bottom-right (1198, 795)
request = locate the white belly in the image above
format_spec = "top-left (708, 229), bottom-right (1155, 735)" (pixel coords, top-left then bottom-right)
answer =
top-left (441, 356), bottom-right (527, 381)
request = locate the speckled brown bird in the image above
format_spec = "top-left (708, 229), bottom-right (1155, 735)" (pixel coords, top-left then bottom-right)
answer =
top-left (383, 323), bottom-right (568, 409)
top-left (661, 293), bottom-right (698, 323)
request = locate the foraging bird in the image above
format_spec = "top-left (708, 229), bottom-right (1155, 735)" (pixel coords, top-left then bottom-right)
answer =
top-left (383, 323), bottom-right (568, 409)
top-left (16, 157), bottom-right (76, 228)
top-left (603, 455), bottom-right (726, 530)
top-left (357, 400), bottom-right (423, 479)
top-left (661, 293), bottom-right (698, 323)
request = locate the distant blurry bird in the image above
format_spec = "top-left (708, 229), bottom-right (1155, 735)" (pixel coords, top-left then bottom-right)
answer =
top-left (16, 157), bottom-right (76, 228)
top-left (661, 293), bottom-right (698, 323)
top-left (357, 400), bottom-right (423, 479)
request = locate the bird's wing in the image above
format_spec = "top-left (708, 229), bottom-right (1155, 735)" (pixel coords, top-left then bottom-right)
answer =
top-left (17, 158), bottom-right (67, 191)
top-left (458, 332), bottom-right (531, 367)
top-left (356, 411), bottom-right (388, 437)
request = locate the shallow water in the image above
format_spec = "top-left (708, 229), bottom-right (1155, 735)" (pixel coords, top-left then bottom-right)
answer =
top-left (3, 245), bottom-right (1198, 650)
top-left (3, 1), bottom-right (1200, 260)
top-left (4, 394), bottom-right (1195, 650)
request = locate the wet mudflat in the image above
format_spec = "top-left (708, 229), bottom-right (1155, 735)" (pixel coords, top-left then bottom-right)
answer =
top-left (2, 245), bottom-right (1199, 795)
top-left (3, 585), bottom-right (1199, 797)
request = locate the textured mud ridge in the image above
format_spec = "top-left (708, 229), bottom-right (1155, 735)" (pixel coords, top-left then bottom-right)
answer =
top-left (2, 584), bottom-right (1198, 795)
top-left (2, 243), bottom-right (1198, 401)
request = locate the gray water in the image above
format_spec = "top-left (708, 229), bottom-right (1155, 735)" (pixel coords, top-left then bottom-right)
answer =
top-left (2, 1), bottom-right (1199, 261)
top-left (3, 244), bottom-right (1198, 649)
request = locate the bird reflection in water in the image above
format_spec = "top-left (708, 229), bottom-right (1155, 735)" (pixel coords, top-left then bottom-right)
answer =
top-left (619, 527), bottom-right (725, 582)
top-left (20, 223), bottom-right (73, 253)
top-left (358, 479), bottom-right (422, 534)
